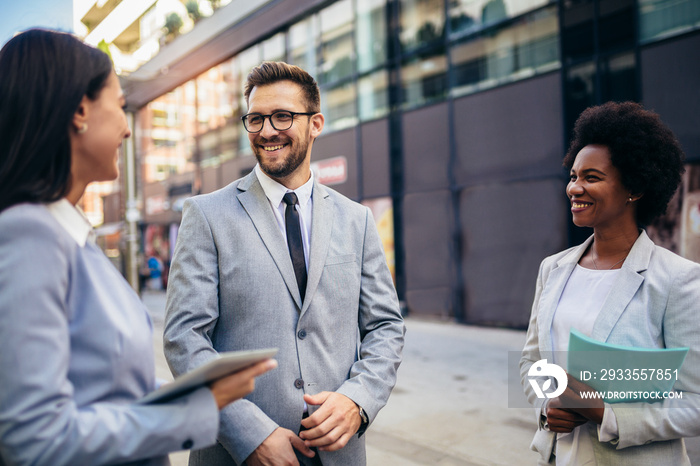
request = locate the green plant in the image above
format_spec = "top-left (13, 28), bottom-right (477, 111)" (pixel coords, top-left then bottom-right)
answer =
top-left (97, 40), bottom-right (113, 62)
top-left (186, 1), bottom-right (202, 22)
top-left (163, 12), bottom-right (184, 37)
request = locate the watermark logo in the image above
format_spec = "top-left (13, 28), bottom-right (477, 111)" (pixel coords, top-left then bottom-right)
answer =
top-left (528, 359), bottom-right (567, 399)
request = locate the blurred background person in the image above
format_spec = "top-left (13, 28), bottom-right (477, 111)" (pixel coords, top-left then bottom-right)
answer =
top-left (146, 250), bottom-right (165, 290)
top-left (520, 101), bottom-right (700, 465)
top-left (0, 28), bottom-right (275, 466)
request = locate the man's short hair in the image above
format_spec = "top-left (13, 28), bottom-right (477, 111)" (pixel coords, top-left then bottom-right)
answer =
top-left (244, 61), bottom-right (320, 113)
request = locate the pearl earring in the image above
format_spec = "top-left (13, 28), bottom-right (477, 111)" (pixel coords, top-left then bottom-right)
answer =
top-left (77, 123), bottom-right (88, 134)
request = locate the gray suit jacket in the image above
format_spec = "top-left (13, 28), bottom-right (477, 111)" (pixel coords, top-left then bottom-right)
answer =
top-left (520, 231), bottom-right (700, 465)
top-left (164, 171), bottom-right (405, 465)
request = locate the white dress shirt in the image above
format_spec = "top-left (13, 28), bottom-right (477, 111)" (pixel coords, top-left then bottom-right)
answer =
top-left (254, 164), bottom-right (315, 413)
top-left (46, 199), bottom-right (96, 246)
top-left (254, 164), bottom-right (313, 271)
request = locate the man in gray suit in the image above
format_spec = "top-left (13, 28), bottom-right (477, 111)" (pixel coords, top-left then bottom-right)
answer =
top-left (164, 62), bottom-right (405, 466)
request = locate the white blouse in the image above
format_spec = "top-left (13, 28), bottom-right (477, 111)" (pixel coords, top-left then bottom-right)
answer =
top-left (550, 264), bottom-right (620, 465)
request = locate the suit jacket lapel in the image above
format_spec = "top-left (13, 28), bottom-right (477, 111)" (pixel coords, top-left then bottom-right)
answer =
top-left (538, 237), bottom-right (592, 354)
top-left (301, 182), bottom-right (333, 315)
top-left (237, 171), bottom-right (304, 309)
top-left (591, 231), bottom-right (652, 342)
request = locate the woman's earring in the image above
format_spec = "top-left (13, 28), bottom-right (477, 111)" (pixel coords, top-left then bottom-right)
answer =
top-left (77, 123), bottom-right (88, 134)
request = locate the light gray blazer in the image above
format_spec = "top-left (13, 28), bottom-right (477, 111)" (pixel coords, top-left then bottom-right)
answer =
top-left (164, 171), bottom-right (405, 465)
top-left (520, 230), bottom-right (700, 465)
top-left (0, 204), bottom-right (219, 466)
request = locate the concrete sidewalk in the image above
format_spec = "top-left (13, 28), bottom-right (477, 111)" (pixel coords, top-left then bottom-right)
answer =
top-left (143, 290), bottom-right (700, 465)
top-left (142, 290), bottom-right (537, 465)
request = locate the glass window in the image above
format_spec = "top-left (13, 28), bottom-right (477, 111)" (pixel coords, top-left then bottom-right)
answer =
top-left (600, 52), bottom-right (636, 103)
top-left (561, 0), bottom-right (633, 58)
top-left (561, 0), bottom-right (594, 61)
top-left (193, 57), bottom-right (243, 165)
top-left (195, 72), bottom-right (219, 165)
top-left (449, 0), bottom-right (550, 37)
top-left (319, 0), bottom-right (355, 84)
top-left (564, 54), bottom-right (638, 137)
top-left (399, 0), bottom-right (446, 51)
top-left (599, 0), bottom-right (635, 51)
top-left (196, 67), bottom-right (223, 134)
top-left (639, 0), bottom-right (700, 43)
top-left (220, 124), bottom-right (239, 162)
top-left (289, 16), bottom-right (318, 76)
top-left (358, 70), bottom-right (389, 120)
top-left (262, 33), bottom-right (286, 62)
top-left (237, 46), bottom-right (262, 153)
top-left (565, 60), bottom-right (595, 140)
top-left (401, 52), bottom-right (448, 108)
top-left (139, 82), bottom-right (197, 183)
top-left (322, 82), bottom-right (358, 132)
top-left (356, 0), bottom-right (387, 72)
top-left (219, 58), bottom-right (242, 162)
top-left (219, 58), bottom-right (243, 120)
top-left (238, 44), bottom-right (262, 79)
top-left (199, 130), bottom-right (219, 164)
top-left (451, 6), bottom-right (559, 96)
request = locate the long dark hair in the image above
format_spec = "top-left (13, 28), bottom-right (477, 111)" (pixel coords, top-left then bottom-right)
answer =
top-left (0, 29), bottom-right (113, 212)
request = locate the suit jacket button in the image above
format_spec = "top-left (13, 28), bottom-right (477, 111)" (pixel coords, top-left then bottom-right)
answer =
top-left (294, 378), bottom-right (304, 389)
top-left (182, 439), bottom-right (193, 449)
top-left (297, 329), bottom-right (307, 339)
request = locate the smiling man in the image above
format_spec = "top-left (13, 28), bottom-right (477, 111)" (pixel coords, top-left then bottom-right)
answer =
top-left (164, 62), bottom-right (405, 466)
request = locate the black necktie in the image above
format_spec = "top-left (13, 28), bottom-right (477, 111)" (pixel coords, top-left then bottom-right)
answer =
top-left (283, 192), bottom-right (307, 302)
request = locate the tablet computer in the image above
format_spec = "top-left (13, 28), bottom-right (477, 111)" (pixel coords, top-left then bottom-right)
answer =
top-left (140, 348), bottom-right (278, 404)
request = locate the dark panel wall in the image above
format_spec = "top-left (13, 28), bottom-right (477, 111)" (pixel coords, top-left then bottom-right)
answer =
top-left (360, 119), bottom-right (391, 198)
top-left (460, 179), bottom-right (568, 327)
top-left (403, 103), bottom-right (451, 193)
top-left (641, 32), bottom-right (700, 161)
top-left (454, 73), bottom-right (565, 186)
top-left (313, 128), bottom-right (359, 200)
top-left (453, 73), bottom-right (568, 327)
top-left (403, 190), bottom-right (455, 317)
top-left (400, 103), bottom-right (454, 317)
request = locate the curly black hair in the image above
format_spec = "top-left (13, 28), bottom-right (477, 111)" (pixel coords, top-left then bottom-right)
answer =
top-left (563, 101), bottom-right (685, 226)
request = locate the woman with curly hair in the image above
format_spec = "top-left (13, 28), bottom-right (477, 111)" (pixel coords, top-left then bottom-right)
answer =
top-left (520, 101), bottom-right (700, 465)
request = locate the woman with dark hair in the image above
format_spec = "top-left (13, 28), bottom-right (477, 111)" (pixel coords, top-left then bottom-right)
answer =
top-left (520, 101), bottom-right (700, 465)
top-left (0, 29), bottom-right (275, 465)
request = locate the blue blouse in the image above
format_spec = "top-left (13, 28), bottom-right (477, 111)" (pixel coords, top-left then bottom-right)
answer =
top-left (0, 201), bottom-right (219, 466)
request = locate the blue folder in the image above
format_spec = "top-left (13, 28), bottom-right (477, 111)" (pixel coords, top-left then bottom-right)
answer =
top-left (567, 329), bottom-right (688, 403)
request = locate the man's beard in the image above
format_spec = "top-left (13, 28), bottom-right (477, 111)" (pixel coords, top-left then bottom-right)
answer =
top-left (253, 133), bottom-right (309, 180)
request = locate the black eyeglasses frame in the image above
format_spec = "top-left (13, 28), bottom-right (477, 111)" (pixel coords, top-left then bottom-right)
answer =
top-left (241, 110), bottom-right (317, 133)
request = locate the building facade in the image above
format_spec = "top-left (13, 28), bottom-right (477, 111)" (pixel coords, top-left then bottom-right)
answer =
top-left (121, 0), bottom-right (700, 327)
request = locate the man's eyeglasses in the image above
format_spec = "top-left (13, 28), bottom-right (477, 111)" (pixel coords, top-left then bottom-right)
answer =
top-left (241, 110), bottom-right (316, 133)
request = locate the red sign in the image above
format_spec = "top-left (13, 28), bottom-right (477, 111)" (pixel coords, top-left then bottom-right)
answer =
top-left (311, 156), bottom-right (347, 186)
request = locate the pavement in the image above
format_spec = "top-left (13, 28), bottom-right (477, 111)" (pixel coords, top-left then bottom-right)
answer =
top-left (141, 290), bottom-right (700, 465)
